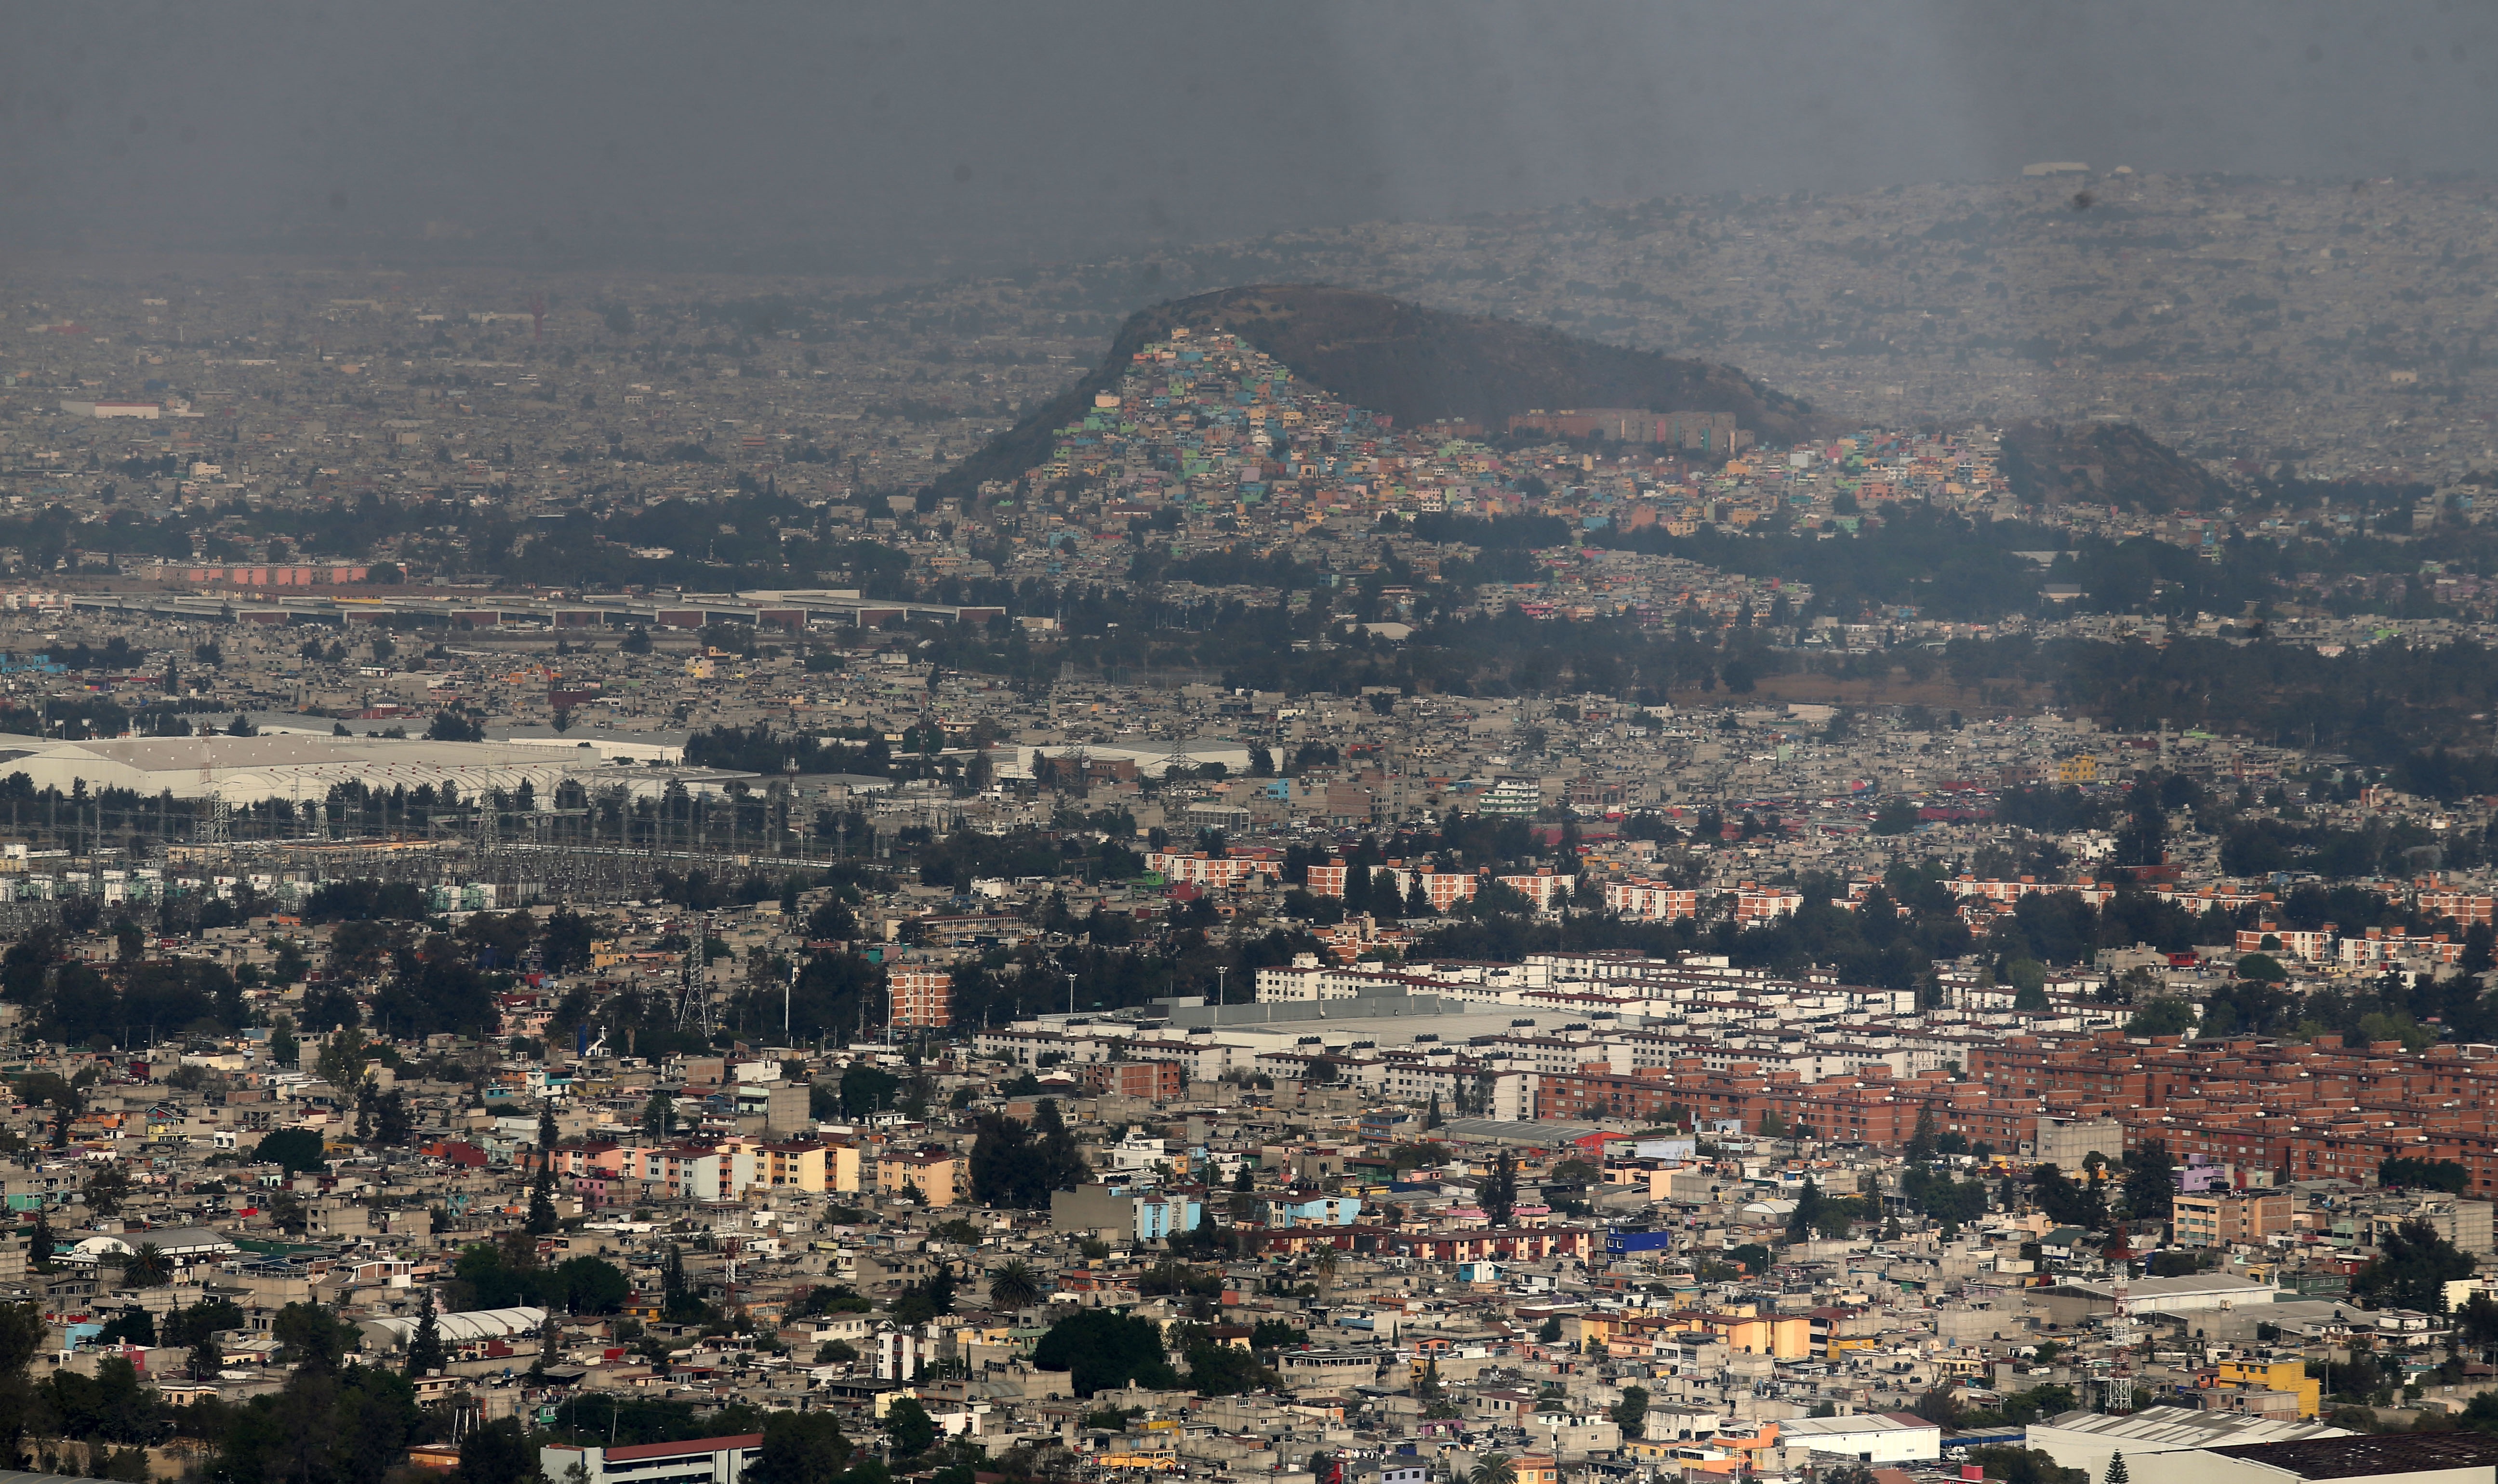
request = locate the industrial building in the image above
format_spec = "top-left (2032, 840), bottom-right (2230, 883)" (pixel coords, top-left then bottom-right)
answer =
top-left (538, 1434), bottom-right (761, 1484)
top-left (359, 1305), bottom-right (548, 1355)
top-left (2027, 1407), bottom-right (2352, 1484)
top-left (0, 735), bottom-right (744, 806)
top-left (1777, 1413), bottom-right (1942, 1464)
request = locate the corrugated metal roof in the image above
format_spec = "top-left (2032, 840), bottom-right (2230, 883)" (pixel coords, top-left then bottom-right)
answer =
top-left (359, 1305), bottom-right (545, 1345)
top-left (2029, 1410), bottom-right (2351, 1449)
top-left (598, 1435), bottom-right (762, 1464)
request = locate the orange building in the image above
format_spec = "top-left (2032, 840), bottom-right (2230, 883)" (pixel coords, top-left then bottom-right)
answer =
top-left (889, 967), bottom-right (953, 1029)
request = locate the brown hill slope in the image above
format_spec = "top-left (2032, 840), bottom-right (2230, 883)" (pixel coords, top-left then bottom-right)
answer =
top-left (1998, 419), bottom-right (2236, 511)
top-left (933, 284), bottom-right (1820, 499)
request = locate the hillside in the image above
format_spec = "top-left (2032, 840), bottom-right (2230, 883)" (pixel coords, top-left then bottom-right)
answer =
top-left (934, 284), bottom-right (1820, 499)
top-left (1997, 419), bottom-right (2238, 512)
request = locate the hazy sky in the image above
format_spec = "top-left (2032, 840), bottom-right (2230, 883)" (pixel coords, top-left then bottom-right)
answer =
top-left (7, 1), bottom-right (2498, 273)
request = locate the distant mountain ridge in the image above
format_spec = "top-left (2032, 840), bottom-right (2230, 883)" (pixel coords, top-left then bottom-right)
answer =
top-left (934, 283), bottom-right (1821, 499)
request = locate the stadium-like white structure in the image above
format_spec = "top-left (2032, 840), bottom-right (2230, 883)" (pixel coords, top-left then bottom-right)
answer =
top-left (0, 735), bottom-right (733, 805)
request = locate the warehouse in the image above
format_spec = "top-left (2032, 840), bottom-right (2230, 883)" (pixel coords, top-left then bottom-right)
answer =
top-left (0, 735), bottom-right (691, 806)
top-left (359, 1305), bottom-right (547, 1355)
top-left (2027, 1407), bottom-right (2351, 1484)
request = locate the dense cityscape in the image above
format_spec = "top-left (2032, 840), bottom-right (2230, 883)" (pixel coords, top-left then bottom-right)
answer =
top-left (5, 92), bottom-right (2498, 1484)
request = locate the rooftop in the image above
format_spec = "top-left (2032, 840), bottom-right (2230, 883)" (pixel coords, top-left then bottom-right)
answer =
top-left (2203, 1431), bottom-right (2498, 1481)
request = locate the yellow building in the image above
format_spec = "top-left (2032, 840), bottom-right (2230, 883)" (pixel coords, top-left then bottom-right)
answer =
top-left (2055, 754), bottom-right (2099, 783)
top-left (2174, 1189), bottom-right (2291, 1249)
top-left (757, 1140), bottom-right (843, 1194)
top-left (1669, 1311), bottom-right (1812, 1360)
top-left (876, 1150), bottom-right (963, 1207)
top-left (2213, 1358), bottom-right (2321, 1418)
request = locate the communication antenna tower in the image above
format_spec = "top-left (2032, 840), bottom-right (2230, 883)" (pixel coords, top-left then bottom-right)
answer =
top-left (2106, 1255), bottom-right (2138, 1402)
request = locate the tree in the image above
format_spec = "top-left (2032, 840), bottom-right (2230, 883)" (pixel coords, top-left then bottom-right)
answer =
top-left (315, 1032), bottom-right (369, 1092)
top-left (884, 1396), bottom-right (937, 1456)
top-left (97, 1305), bottom-right (157, 1347)
top-left (362, 1088), bottom-right (413, 1146)
top-left (456, 1417), bottom-right (537, 1484)
top-left (266, 1013), bottom-right (298, 1068)
top-left (755, 1411), bottom-right (850, 1484)
top-left (2353, 1218), bottom-right (2475, 1314)
top-left (1031, 1309), bottom-right (1178, 1396)
top-left (266, 1190), bottom-right (309, 1234)
top-left (1032, 1098), bottom-right (1086, 1185)
top-left (2121, 1139), bottom-right (2176, 1225)
top-left (1482, 1150), bottom-right (1517, 1226)
top-left (405, 1287), bottom-right (446, 1378)
top-left (2104, 1454), bottom-right (2130, 1484)
top-left (188, 1323), bottom-right (223, 1381)
top-left (2128, 998), bottom-right (2198, 1038)
top-left (1469, 1455), bottom-right (1515, 1484)
top-left (2379, 1157), bottom-right (2470, 1194)
top-left (21, 1069), bottom-right (85, 1150)
top-left (2007, 956), bottom-right (2050, 1010)
top-left (1184, 1338), bottom-right (1276, 1398)
top-left (2465, 921), bottom-right (2496, 978)
top-left (555, 1256), bottom-right (632, 1315)
top-left (968, 1114), bottom-right (1043, 1208)
top-left (2029, 1163), bottom-right (2108, 1231)
top-left (838, 1062), bottom-right (900, 1117)
top-left (1905, 1101), bottom-right (1939, 1166)
top-left (659, 1244), bottom-right (703, 1322)
top-left (85, 1162), bottom-right (132, 1218)
top-left (1612, 1385), bottom-right (1648, 1440)
top-left (272, 1301), bottom-right (359, 1370)
top-left (254, 1126), bottom-right (329, 1174)
top-left (0, 1298), bottom-right (40, 1382)
top-left (527, 1157), bottom-right (560, 1234)
top-left (987, 1260), bottom-right (1042, 1312)
top-left (1788, 1179), bottom-right (1827, 1242)
top-left (891, 1266), bottom-right (957, 1325)
top-left (2459, 1292), bottom-right (2498, 1363)
top-left (969, 1104), bottom-right (1084, 1208)
top-left (118, 1242), bottom-right (172, 1288)
top-left (640, 1090), bottom-right (677, 1139)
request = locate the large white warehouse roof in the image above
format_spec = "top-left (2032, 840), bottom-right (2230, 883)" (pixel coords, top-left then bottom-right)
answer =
top-left (0, 736), bottom-right (644, 805)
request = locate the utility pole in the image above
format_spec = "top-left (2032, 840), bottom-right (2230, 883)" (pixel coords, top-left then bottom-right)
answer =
top-left (1066, 972), bottom-right (1078, 1017)
top-left (1215, 966), bottom-right (1227, 1010)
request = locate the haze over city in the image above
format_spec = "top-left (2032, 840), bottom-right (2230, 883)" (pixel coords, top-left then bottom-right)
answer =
top-left (0, 12), bottom-right (2497, 1484)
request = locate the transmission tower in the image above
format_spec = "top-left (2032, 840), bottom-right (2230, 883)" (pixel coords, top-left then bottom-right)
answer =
top-left (675, 921), bottom-right (712, 1036)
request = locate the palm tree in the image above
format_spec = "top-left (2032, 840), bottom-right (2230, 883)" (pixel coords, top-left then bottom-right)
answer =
top-left (120, 1243), bottom-right (172, 1288)
top-left (1469, 1454), bottom-right (1515, 1484)
top-left (987, 1259), bottom-right (1043, 1312)
top-left (1312, 1243), bottom-right (1341, 1299)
